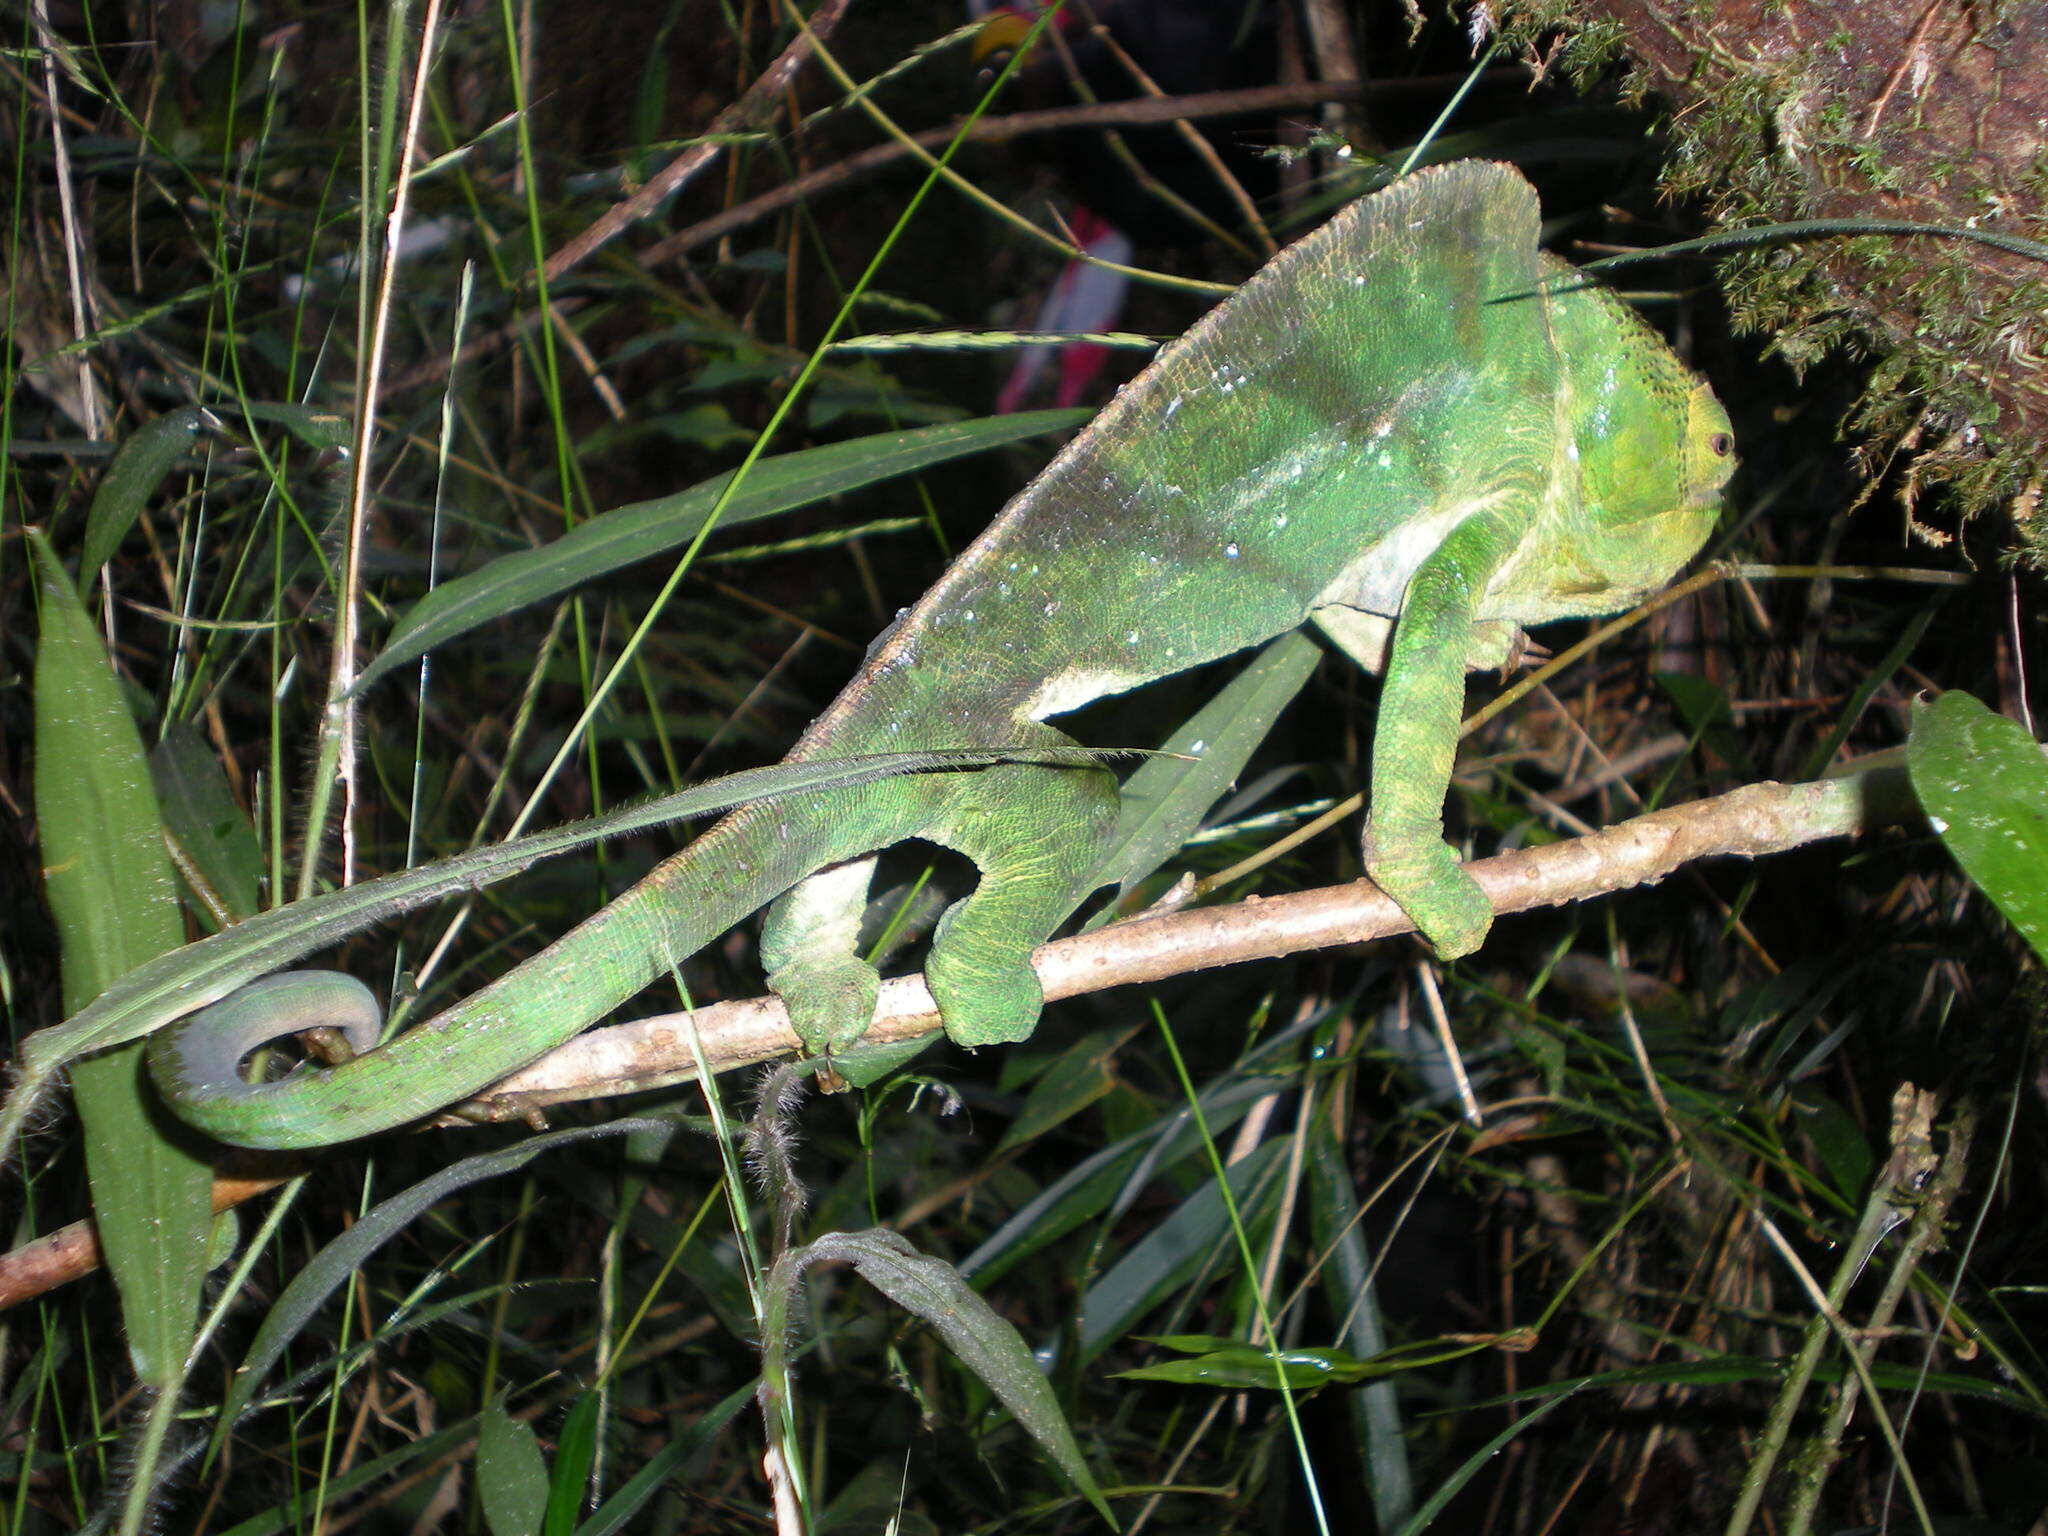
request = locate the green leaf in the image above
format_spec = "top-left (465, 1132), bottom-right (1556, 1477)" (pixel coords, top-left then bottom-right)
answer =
top-left (208, 1417), bottom-right (490, 1536)
top-left (1077, 1139), bottom-right (1289, 1363)
top-left (1656, 670), bottom-right (1751, 777)
top-left (960, 1075), bottom-right (1290, 1287)
top-left (540, 1392), bottom-right (600, 1536)
top-left (1115, 1339), bottom-right (1366, 1389)
top-left (218, 1120), bottom-right (673, 1438)
top-left (1388, 1389), bottom-right (1582, 1536)
top-left (804, 1228), bottom-right (1115, 1525)
top-left (152, 722), bottom-right (263, 923)
top-left (577, 1383), bottom-right (754, 1536)
top-left (1908, 690), bottom-right (2048, 961)
top-left (1114, 1333), bottom-right (1490, 1388)
top-left (1306, 1122), bottom-right (1413, 1529)
top-left (27, 529), bottom-right (210, 1390)
top-left (1791, 1089), bottom-right (1874, 1202)
top-left (79, 405), bottom-right (210, 577)
top-left (476, 1399), bottom-right (548, 1536)
top-left (995, 1029), bottom-right (1131, 1156)
top-left (354, 410), bottom-right (1087, 693)
top-left (234, 400), bottom-right (353, 452)
top-left (1079, 630), bottom-right (1321, 907)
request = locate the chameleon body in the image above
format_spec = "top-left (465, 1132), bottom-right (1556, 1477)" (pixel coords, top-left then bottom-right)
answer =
top-left (147, 162), bottom-right (1733, 1149)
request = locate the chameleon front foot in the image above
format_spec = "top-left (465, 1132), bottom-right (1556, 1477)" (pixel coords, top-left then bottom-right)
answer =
top-left (924, 938), bottom-right (1044, 1046)
top-left (1366, 843), bottom-right (1495, 960)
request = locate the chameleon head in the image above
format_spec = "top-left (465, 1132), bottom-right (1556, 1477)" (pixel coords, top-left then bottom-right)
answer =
top-left (1535, 276), bottom-right (1736, 611)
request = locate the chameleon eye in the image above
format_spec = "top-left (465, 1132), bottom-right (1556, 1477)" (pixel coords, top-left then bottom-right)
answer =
top-left (1709, 433), bottom-right (1734, 457)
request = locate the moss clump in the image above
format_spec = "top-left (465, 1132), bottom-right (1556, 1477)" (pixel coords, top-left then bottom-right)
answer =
top-left (1495, 0), bottom-right (2048, 563)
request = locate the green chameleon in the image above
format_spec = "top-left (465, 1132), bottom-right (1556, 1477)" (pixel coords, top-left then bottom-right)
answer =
top-left (139, 160), bottom-right (1731, 1150)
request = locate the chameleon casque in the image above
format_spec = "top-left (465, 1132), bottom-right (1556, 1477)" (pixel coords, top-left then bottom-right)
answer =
top-left (139, 161), bottom-right (1732, 1150)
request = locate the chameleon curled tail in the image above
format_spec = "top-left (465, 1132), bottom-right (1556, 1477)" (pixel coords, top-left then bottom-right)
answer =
top-left (145, 746), bottom-right (1119, 1150)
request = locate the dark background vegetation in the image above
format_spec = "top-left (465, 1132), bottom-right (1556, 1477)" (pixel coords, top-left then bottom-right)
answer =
top-left (1, 1), bottom-right (2043, 1531)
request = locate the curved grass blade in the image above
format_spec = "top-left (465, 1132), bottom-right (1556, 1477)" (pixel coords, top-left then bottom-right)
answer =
top-left (576, 1383), bottom-right (754, 1536)
top-left (217, 1119), bottom-right (675, 1438)
top-left (1389, 1388), bottom-right (1582, 1536)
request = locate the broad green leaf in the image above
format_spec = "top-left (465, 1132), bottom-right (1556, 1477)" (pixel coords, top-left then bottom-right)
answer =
top-left (804, 1228), bottom-right (1114, 1525)
top-left (79, 405), bottom-right (209, 577)
top-left (354, 410), bottom-right (1087, 693)
top-left (476, 1400), bottom-right (548, 1536)
top-left (27, 529), bottom-right (209, 1390)
top-left (1908, 689), bottom-right (2048, 961)
top-left (1079, 629), bottom-right (1321, 908)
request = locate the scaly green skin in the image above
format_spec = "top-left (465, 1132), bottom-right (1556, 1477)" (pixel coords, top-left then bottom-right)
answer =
top-left (147, 162), bottom-right (1733, 1150)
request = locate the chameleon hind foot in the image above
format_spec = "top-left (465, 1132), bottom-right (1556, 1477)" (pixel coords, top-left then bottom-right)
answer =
top-left (763, 857), bottom-right (884, 1056)
top-left (1365, 839), bottom-right (1495, 959)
